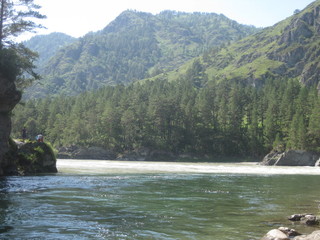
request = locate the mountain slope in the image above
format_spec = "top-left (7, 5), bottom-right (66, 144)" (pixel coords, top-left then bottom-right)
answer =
top-left (23, 32), bottom-right (76, 67)
top-left (26, 10), bottom-right (258, 97)
top-left (171, 0), bottom-right (320, 88)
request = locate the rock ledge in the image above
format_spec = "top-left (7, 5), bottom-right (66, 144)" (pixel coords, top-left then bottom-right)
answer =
top-left (260, 150), bottom-right (320, 166)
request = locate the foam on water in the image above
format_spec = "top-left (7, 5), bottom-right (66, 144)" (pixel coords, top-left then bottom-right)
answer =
top-left (57, 159), bottom-right (320, 175)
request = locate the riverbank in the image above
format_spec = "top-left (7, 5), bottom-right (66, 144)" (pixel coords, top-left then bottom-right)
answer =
top-left (57, 145), bottom-right (261, 162)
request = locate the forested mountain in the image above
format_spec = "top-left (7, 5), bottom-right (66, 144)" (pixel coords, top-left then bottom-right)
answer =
top-left (25, 10), bottom-right (258, 98)
top-left (23, 32), bottom-right (76, 68)
top-left (13, 1), bottom-right (320, 159)
top-left (163, 0), bottom-right (320, 89)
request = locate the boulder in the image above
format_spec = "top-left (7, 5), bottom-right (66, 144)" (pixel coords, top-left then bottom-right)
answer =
top-left (261, 150), bottom-right (320, 166)
top-left (301, 215), bottom-right (319, 226)
top-left (261, 229), bottom-right (289, 240)
top-left (293, 230), bottom-right (320, 240)
top-left (278, 227), bottom-right (301, 237)
top-left (16, 142), bottom-right (57, 175)
top-left (288, 213), bottom-right (319, 226)
top-left (288, 214), bottom-right (308, 221)
top-left (260, 151), bottom-right (282, 165)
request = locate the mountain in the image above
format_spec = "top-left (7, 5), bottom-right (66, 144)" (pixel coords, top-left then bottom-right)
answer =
top-left (166, 0), bottom-right (320, 88)
top-left (23, 32), bottom-right (76, 67)
top-left (25, 10), bottom-right (258, 97)
top-left (12, 2), bottom-right (320, 157)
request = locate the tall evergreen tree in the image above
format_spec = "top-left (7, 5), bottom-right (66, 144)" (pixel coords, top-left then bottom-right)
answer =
top-left (0, 0), bottom-right (45, 88)
top-left (308, 95), bottom-right (320, 151)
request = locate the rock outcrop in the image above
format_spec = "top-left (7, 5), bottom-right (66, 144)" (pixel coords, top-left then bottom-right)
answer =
top-left (269, 2), bottom-right (320, 88)
top-left (16, 142), bottom-right (57, 175)
top-left (0, 75), bottom-right (21, 175)
top-left (260, 150), bottom-right (320, 166)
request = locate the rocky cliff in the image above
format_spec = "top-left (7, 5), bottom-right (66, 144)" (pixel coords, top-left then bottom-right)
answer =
top-left (0, 75), bottom-right (21, 175)
top-left (183, 0), bottom-right (320, 89)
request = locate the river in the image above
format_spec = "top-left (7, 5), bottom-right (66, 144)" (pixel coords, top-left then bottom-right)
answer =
top-left (0, 159), bottom-right (319, 239)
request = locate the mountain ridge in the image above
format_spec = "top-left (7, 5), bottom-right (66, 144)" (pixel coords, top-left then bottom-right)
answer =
top-left (24, 10), bottom-right (258, 98)
top-left (199, 0), bottom-right (320, 88)
top-left (24, 1), bottom-right (320, 98)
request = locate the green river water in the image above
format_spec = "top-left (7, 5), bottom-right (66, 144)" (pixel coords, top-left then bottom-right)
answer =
top-left (0, 160), bottom-right (319, 239)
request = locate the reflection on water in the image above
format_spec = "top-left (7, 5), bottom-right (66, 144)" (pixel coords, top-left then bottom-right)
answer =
top-left (0, 160), bottom-right (319, 240)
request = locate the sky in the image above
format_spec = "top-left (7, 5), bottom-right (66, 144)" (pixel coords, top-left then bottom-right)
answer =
top-left (26, 0), bottom-right (316, 39)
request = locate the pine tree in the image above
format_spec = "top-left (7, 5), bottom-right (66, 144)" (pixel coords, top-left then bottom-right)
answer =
top-left (0, 0), bottom-right (45, 88)
top-left (308, 95), bottom-right (320, 151)
top-left (287, 111), bottom-right (307, 150)
top-left (0, 0), bottom-right (45, 48)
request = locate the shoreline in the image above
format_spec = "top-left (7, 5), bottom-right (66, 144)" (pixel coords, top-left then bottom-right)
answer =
top-left (56, 159), bottom-right (320, 175)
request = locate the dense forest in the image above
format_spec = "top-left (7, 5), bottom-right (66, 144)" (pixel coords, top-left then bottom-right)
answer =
top-left (12, 67), bottom-right (320, 157)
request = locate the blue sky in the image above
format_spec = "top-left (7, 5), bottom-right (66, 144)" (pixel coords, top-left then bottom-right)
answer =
top-left (29, 0), bottom-right (315, 39)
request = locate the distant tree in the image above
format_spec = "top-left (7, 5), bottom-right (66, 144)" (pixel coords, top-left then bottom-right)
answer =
top-left (293, 9), bottom-right (301, 15)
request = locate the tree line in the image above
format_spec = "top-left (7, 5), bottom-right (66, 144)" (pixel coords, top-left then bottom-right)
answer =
top-left (12, 71), bottom-right (320, 158)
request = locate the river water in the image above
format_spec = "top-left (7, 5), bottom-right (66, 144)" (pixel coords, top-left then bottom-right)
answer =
top-left (0, 160), bottom-right (319, 240)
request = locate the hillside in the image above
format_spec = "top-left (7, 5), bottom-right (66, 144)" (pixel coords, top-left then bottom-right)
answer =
top-left (23, 32), bottom-right (76, 68)
top-left (25, 10), bottom-right (258, 98)
top-left (165, 0), bottom-right (320, 88)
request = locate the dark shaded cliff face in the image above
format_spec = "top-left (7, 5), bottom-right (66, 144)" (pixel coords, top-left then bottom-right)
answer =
top-left (0, 75), bottom-right (21, 175)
